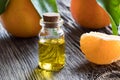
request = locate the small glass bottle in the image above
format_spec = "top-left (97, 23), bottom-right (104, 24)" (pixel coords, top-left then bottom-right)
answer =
top-left (38, 13), bottom-right (65, 71)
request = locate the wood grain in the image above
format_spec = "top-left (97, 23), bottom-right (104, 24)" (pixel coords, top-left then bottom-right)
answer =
top-left (0, 0), bottom-right (120, 80)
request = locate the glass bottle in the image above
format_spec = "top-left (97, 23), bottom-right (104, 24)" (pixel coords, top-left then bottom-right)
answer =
top-left (38, 13), bottom-right (65, 71)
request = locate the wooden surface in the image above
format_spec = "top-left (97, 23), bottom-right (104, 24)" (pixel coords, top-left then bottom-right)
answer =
top-left (0, 0), bottom-right (120, 80)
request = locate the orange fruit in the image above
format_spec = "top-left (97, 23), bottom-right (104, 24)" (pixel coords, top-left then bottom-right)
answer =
top-left (80, 32), bottom-right (120, 65)
top-left (70, 0), bottom-right (110, 29)
top-left (0, 0), bottom-right (41, 38)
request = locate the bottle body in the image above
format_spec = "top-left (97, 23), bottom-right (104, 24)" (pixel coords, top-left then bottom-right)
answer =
top-left (38, 18), bottom-right (65, 71)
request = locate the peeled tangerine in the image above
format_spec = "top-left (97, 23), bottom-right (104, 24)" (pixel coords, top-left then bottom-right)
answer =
top-left (80, 32), bottom-right (120, 65)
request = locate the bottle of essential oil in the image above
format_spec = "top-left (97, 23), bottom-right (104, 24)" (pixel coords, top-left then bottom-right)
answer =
top-left (38, 13), bottom-right (65, 71)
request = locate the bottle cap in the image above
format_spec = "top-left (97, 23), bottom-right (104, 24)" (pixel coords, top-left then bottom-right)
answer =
top-left (43, 13), bottom-right (60, 22)
top-left (42, 12), bottom-right (61, 28)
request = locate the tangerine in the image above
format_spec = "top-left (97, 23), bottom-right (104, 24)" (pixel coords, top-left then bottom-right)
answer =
top-left (70, 0), bottom-right (110, 29)
top-left (80, 32), bottom-right (120, 65)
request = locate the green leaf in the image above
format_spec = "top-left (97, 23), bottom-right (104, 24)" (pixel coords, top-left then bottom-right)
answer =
top-left (31, 0), bottom-right (58, 17)
top-left (97, 0), bottom-right (120, 35)
top-left (0, 0), bottom-right (9, 14)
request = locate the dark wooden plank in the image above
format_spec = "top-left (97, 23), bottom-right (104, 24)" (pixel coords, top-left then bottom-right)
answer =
top-left (0, 0), bottom-right (120, 80)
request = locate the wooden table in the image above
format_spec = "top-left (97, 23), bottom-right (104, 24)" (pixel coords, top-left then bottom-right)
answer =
top-left (0, 0), bottom-right (120, 80)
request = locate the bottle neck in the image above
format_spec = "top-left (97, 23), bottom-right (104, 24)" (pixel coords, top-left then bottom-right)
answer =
top-left (40, 18), bottom-right (63, 28)
top-left (40, 18), bottom-right (64, 39)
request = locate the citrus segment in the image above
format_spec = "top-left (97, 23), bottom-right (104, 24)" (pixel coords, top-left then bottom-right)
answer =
top-left (80, 32), bottom-right (120, 65)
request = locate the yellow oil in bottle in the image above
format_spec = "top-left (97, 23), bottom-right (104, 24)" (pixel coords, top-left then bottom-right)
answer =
top-left (38, 37), bottom-right (65, 71)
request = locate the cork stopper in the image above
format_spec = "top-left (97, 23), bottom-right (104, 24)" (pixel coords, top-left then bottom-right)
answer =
top-left (43, 13), bottom-right (60, 22)
top-left (42, 13), bottom-right (60, 28)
